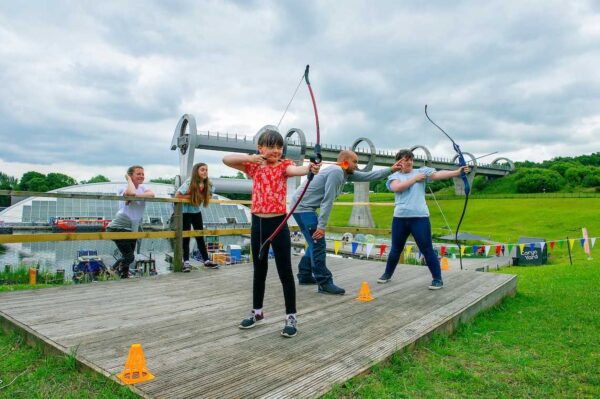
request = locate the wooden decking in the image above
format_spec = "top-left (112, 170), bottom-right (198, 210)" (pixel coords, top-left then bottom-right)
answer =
top-left (0, 258), bottom-right (516, 398)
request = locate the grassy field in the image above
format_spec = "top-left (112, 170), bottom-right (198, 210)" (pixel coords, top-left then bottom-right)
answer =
top-left (323, 261), bottom-right (600, 398)
top-left (1, 195), bottom-right (599, 398)
top-left (330, 194), bottom-right (600, 245)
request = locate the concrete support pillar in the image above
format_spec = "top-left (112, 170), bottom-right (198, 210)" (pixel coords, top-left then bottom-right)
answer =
top-left (349, 182), bottom-right (375, 228)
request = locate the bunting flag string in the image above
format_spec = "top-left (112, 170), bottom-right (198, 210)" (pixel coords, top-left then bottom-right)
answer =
top-left (311, 232), bottom-right (597, 260)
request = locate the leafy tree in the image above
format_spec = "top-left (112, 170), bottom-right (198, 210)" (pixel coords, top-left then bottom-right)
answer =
top-left (80, 175), bottom-right (110, 184)
top-left (0, 172), bottom-right (18, 207)
top-left (19, 171), bottom-right (45, 191)
top-left (515, 169), bottom-right (562, 193)
top-left (46, 173), bottom-right (77, 190)
top-left (26, 177), bottom-right (49, 192)
top-left (564, 166), bottom-right (590, 185)
top-left (582, 171), bottom-right (600, 188)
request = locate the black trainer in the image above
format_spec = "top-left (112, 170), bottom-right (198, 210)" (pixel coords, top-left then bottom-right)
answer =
top-left (203, 260), bottom-right (219, 269)
top-left (239, 311), bottom-right (264, 329)
top-left (281, 314), bottom-right (297, 338)
top-left (318, 283), bottom-right (345, 295)
top-left (377, 273), bottom-right (392, 284)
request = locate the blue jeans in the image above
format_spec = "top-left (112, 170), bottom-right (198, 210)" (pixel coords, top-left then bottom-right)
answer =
top-left (384, 217), bottom-right (441, 281)
top-left (293, 212), bottom-right (332, 285)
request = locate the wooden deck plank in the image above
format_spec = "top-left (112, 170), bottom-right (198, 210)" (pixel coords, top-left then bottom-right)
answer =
top-left (0, 257), bottom-right (515, 399)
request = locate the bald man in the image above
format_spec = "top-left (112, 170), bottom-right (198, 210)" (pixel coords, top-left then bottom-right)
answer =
top-left (291, 151), bottom-right (402, 295)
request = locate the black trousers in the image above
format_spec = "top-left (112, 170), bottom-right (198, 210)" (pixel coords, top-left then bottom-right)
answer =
top-left (107, 227), bottom-right (136, 276)
top-left (183, 212), bottom-right (209, 262)
top-left (251, 214), bottom-right (296, 314)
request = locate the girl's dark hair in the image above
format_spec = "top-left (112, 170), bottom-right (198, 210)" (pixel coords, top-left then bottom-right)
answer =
top-left (395, 149), bottom-right (414, 161)
top-left (189, 163), bottom-right (211, 208)
top-left (127, 165), bottom-right (144, 175)
top-left (256, 125), bottom-right (284, 148)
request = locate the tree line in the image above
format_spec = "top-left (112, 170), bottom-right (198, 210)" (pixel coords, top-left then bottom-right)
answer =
top-left (2, 153), bottom-right (599, 208)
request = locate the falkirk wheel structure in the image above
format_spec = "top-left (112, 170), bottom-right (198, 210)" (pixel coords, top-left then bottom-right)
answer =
top-left (171, 114), bottom-right (515, 228)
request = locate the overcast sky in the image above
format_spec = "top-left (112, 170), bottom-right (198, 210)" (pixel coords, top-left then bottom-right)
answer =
top-left (1, 1), bottom-right (599, 182)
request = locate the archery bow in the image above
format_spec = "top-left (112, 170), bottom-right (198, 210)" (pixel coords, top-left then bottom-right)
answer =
top-left (258, 65), bottom-right (322, 260)
top-left (424, 105), bottom-right (470, 270)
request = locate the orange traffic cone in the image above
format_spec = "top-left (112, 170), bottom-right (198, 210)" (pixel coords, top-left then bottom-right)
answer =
top-left (441, 257), bottom-right (449, 271)
top-left (356, 281), bottom-right (374, 302)
top-left (117, 344), bottom-right (155, 384)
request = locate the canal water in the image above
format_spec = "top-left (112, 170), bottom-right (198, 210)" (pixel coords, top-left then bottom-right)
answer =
top-left (0, 235), bottom-right (247, 278)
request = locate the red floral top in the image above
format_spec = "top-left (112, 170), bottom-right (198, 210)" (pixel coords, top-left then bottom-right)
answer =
top-left (244, 159), bottom-right (294, 214)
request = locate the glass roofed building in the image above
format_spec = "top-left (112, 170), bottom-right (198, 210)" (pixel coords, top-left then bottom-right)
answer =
top-left (0, 182), bottom-right (250, 228)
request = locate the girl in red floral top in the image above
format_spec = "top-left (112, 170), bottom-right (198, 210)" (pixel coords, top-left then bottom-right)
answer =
top-left (223, 125), bottom-right (320, 338)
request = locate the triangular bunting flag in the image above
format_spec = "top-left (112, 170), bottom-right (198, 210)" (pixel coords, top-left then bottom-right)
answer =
top-left (405, 245), bottom-right (413, 257)
top-left (460, 246), bottom-right (466, 256)
top-left (379, 244), bottom-right (387, 257)
top-left (569, 239), bottom-right (575, 251)
top-left (450, 247), bottom-right (457, 254)
top-left (550, 241), bottom-right (555, 250)
top-left (529, 243), bottom-right (535, 251)
top-left (440, 245), bottom-right (446, 257)
top-left (519, 243), bottom-right (525, 253)
top-left (559, 240), bottom-right (564, 249)
top-left (582, 228), bottom-right (591, 256)
top-left (472, 246), bottom-right (478, 255)
top-left (484, 245), bottom-right (491, 256)
top-left (540, 242), bottom-right (546, 251)
top-left (365, 243), bottom-right (374, 259)
top-left (592, 237), bottom-right (596, 249)
top-left (351, 242), bottom-right (358, 255)
top-left (508, 244), bottom-right (513, 254)
top-left (580, 238), bottom-right (586, 248)
top-left (334, 240), bottom-right (341, 255)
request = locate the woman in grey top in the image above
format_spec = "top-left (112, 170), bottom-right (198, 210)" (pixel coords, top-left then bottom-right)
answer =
top-left (377, 149), bottom-right (468, 289)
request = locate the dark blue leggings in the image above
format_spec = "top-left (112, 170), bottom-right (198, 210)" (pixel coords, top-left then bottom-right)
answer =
top-left (383, 217), bottom-right (441, 281)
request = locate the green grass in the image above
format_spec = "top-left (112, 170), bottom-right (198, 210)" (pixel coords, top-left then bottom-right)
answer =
top-left (0, 331), bottom-right (138, 399)
top-left (323, 260), bottom-right (600, 398)
top-left (330, 195), bottom-right (600, 245)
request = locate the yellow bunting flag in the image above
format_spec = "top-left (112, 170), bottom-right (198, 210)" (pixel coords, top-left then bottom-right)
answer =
top-left (519, 243), bottom-right (525, 253)
top-left (569, 239), bottom-right (575, 251)
top-left (460, 246), bottom-right (466, 256)
top-left (334, 240), bottom-right (341, 255)
top-left (405, 245), bottom-right (412, 257)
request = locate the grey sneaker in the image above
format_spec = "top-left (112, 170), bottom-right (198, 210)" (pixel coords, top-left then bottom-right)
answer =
top-left (377, 273), bottom-right (392, 284)
top-left (428, 279), bottom-right (444, 290)
top-left (239, 311), bottom-right (264, 329)
top-left (182, 261), bottom-right (191, 273)
top-left (281, 314), bottom-right (297, 338)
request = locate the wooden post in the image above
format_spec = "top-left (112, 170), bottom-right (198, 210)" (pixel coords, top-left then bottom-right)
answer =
top-left (173, 202), bottom-right (183, 272)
